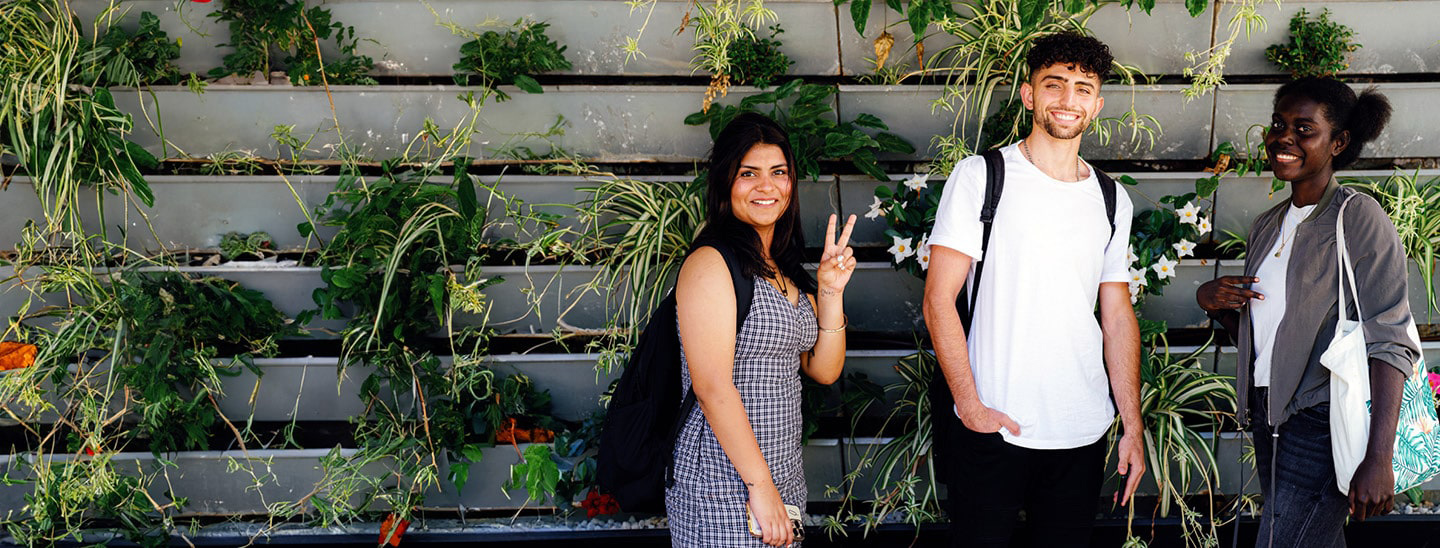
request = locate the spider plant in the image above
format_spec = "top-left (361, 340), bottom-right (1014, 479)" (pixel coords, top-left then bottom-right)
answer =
top-left (0, 0), bottom-right (159, 245)
top-left (1110, 334), bottom-right (1235, 547)
top-left (1343, 171), bottom-right (1440, 318)
top-left (824, 344), bottom-right (943, 537)
top-left (919, 0), bottom-right (1152, 165)
top-left (570, 174), bottom-right (708, 371)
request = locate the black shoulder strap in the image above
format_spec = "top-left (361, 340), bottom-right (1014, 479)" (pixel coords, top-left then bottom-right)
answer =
top-left (665, 238), bottom-right (754, 487)
top-left (960, 149), bottom-right (1006, 331)
top-left (1095, 168), bottom-right (1117, 238)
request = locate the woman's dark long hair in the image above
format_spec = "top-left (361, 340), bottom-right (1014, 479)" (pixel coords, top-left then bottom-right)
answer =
top-left (1274, 77), bottom-right (1392, 170)
top-left (695, 112), bottom-right (817, 295)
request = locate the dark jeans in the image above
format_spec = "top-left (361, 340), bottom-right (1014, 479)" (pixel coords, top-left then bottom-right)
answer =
top-left (943, 424), bottom-right (1106, 548)
top-left (1250, 387), bottom-right (1349, 548)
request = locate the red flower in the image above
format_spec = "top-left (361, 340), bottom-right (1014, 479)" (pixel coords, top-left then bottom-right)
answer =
top-left (379, 513), bottom-right (409, 547)
top-left (581, 489), bottom-right (620, 518)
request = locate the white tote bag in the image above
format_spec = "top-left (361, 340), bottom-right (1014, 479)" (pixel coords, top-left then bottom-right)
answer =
top-left (1320, 194), bottom-right (1440, 495)
top-left (1318, 196), bottom-right (1371, 495)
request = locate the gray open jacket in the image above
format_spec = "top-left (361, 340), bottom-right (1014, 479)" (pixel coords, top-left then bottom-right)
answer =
top-left (1233, 180), bottom-right (1418, 428)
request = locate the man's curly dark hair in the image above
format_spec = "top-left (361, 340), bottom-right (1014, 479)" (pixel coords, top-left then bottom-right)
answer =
top-left (1025, 32), bottom-right (1113, 82)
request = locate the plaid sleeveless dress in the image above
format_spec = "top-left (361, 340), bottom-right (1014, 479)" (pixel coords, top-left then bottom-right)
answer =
top-left (666, 277), bottom-right (818, 546)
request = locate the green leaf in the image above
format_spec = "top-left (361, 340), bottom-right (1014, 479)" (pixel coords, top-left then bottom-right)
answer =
top-left (1139, 0), bottom-right (1157, 15)
top-left (683, 111), bottom-right (710, 126)
top-left (117, 157), bottom-right (156, 208)
top-left (1062, 0), bottom-right (1087, 14)
top-left (513, 74), bottom-right (543, 94)
top-left (123, 140), bottom-right (159, 169)
top-left (851, 150), bottom-right (889, 182)
top-left (450, 461), bottom-right (471, 490)
top-left (1019, 0), bottom-right (1049, 28)
top-left (1212, 141), bottom-right (1236, 161)
top-left (455, 160), bottom-right (478, 221)
top-left (1194, 176), bottom-right (1220, 199)
top-left (907, 1), bottom-right (930, 38)
top-left (853, 113), bottom-right (887, 129)
top-left (850, 0), bottom-right (872, 35)
top-left (1118, 174), bottom-right (1140, 186)
top-left (1185, 0), bottom-right (1207, 17)
top-left (874, 132), bottom-right (915, 154)
top-left (1271, 177), bottom-right (1287, 194)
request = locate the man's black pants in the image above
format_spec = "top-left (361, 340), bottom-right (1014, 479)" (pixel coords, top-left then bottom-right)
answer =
top-left (942, 423), bottom-right (1106, 548)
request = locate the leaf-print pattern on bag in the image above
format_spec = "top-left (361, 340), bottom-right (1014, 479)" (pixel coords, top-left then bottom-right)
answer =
top-left (1393, 357), bottom-right (1440, 492)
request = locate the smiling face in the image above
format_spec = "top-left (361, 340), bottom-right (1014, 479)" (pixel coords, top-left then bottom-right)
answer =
top-left (729, 143), bottom-right (793, 236)
top-left (1021, 62), bottom-right (1105, 140)
top-left (1265, 94), bottom-right (1350, 187)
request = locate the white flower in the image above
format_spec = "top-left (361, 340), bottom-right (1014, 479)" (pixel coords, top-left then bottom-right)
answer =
top-left (1172, 239), bottom-right (1196, 258)
top-left (866, 196), bottom-right (884, 219)
top-left (1127, 245), bottom-right (1138, 266)
top-left (1196, 216), bottom-right (1212, 236)
top-left (917, 235), bottom-right (931, 270)
top-left (1128, 267), bottom-right (1149, 288)
top-left (1129, 283), bottom-right (1143, 304)
top-left (903, 174), bottom-right (929, 192)
top-left (888, 236), bottom-right (916, 263)
top-left (1152, 255), bottom-right (1179, 280)
top-left (1177, 202), bottom-right (1201, 225)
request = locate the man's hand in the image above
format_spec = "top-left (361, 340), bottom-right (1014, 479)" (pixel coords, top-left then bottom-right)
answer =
top-left (1348, 454), bottom-right (1395, 520)
top-left (1115, 432), bottom-right (1146, 506)
top-left (956, 403), bottom-right (1021, 436)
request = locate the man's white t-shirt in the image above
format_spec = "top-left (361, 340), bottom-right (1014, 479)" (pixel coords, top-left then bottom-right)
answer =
top-left (1249, 203), bottom-right (1315, 388)
top-left (926, 143), bottom-right (1134, 450)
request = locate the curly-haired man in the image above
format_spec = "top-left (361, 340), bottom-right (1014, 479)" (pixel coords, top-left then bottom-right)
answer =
top-left (922, 32), bottom-right (1146, 547)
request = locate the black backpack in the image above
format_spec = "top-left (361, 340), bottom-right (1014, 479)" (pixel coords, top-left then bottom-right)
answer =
top-left (930, 149), bottom-right (1118, 483)
top-left (596, 237), bottom-right (755, 513)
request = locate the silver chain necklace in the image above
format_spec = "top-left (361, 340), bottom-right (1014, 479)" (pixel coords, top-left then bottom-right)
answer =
top-left (1020, 139), bottom-right (1084, 182)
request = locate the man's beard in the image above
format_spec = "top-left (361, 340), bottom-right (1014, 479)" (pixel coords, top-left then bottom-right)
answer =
top-left (1035, 109), bottom-right (1089, 140)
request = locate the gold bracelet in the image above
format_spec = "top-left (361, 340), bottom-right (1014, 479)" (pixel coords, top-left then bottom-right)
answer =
top-left (819, 315), bottom-right (847, 334)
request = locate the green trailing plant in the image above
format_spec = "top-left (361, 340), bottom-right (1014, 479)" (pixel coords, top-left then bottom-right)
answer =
top-left (570, 173), bottom-right (708, 372)
top-left (219, 231), bottom-right (275, 261)
top-left (82, 11), bottom-right (183, 87)
top-left (924, 1), bottom-right (1152, 164)
top-left (115, 271), bottom-right (297, 453)
top-left (683, 0), bottom-right (777, 110)
top-left (686, 79), bottom-right (915, 183)
top-left (1182, 0), bottom-right (1269, 99)
top-left (0, 264), bottom-right (189, 546)
top-left (727, 24), bottom-right (791, 89)
top-left (453, 20), bottom-right (572, 98)
top-left (1126, 140), bottom-right (1264, 317)
top-left (207, 0), bottom-right (375, 85)
top-left (1265, 8), bottom-right (1359, 78)
top-left (293, 95), bottom-right (572, 525)
top-left (1215, 230), bottom-right (1248, 259)
top-left (823, 343), bottom-right (943, 536)
top-left (1, 0), bottom-right (160, 242)
top-left (1343, 171), bottom-right (1440, 317)
top-left (1110, 335), bottom-right (1236, 547)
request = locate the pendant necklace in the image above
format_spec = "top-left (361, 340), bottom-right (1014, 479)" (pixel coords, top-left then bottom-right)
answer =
top-left (1274, 220), bottom-right (1298, 258)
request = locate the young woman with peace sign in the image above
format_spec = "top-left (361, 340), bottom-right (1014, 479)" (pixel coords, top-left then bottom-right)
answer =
top-left (666, 112), bottom-right (856, 547)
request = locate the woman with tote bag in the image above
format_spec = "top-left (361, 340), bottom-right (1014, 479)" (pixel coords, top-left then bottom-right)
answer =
top-left (1195, 77), bottom-right (1420, 547)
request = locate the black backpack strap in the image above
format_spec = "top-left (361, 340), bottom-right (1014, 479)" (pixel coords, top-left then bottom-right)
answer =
top-left (664, 238), bottom-right (754, 487)
top-left (1095, 168), bottom-right (1117, 239)
top-left (960, 149), bottom-right (1006, 331)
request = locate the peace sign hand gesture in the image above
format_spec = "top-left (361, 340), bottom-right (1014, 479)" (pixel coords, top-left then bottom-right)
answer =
top-left (817, 214), bottom-right (858, 294)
